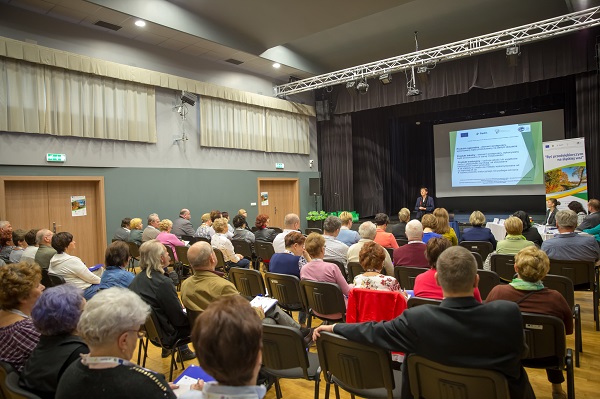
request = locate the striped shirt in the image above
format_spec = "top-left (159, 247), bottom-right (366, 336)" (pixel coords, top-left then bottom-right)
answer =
top-left (0, 318), bottom-right (40, 372)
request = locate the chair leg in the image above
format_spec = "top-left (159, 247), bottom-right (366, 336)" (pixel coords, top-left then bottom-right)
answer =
top-left (169, 351), bottom-right (176, 382)
top-left (575, 310), bottom-right (581, 367)
top-left (274, 378), bottom-right (282, 399)
top-left (566, 349), bottom-right (575, 399)
top-left (141, 338), bottom-right (149, 367)
top-left (324, 381), bottom-right (330, 399)
top-left (334, 384), bottom-right (341, 399)
top-left (595, 266), bottom-right (599, 331)
top-left (314, 377), bottom-right (320, 399)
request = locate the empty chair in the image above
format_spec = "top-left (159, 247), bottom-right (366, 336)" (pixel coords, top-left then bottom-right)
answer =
top-left (228, 267), bottom-right (266, 298)
top-left (394, 266), bottom-right (427, 290)
top-left (476, 269), bottom-right (501, 301)
top-left (262, 324), bottom-right (321, 399)
top-left (347, 261), bottom-right (364, 283)
top-left (300, 280), bottom-right (346, 328)
top-left (407, 354), bottom-right (510, 399)
top-left (460, 241), bottom-right (494, 262)
top-left (489, 254), bottom-right (516, 282)
top-left (264, 272), bottom-right (305, 316)
top-left (127, 241), bottom-right (140, 273)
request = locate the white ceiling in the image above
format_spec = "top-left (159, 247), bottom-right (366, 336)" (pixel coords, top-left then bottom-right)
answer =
top-left (2, 0), bottom-right (599, 84)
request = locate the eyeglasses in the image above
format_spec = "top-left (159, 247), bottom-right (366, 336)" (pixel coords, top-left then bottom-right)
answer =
top-left (127, 329), bottom-right (146, 339)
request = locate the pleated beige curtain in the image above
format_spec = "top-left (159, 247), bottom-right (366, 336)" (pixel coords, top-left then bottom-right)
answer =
top-left (0, 57), bottom-right (157, 142)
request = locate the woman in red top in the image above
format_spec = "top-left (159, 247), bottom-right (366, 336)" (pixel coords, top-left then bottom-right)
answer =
top-left (373, 213), bottom-right (399, 249)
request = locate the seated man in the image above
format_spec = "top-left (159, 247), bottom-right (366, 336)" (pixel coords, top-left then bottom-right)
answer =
top-left (112, 217), bottom-right (131, 242)
top-left (348, 222), bottom-right (393, 276)
top-left (314, 246), bottom-right (535, 399)
top-left (273, 213), bottom-right (300, 253)
top-left (577, 198), bottom-right (600, 231)
top-left (142, 213), bottom-right (161, 242)
top-left (541, 209), bottom-right (600, 264)
top-left (322, 216), bottom-right (349, 268)
top-left (34, 229), bottom-right (56, 270)
top-left (336, 212), bottom-right (360, 247)
top-left (171, 209), bottom-right (195, 239)
top-left (392, 220), bottom-right (428, 267)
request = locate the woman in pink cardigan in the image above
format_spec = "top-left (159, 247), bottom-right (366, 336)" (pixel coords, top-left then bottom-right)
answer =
top-left (300, 233), bottom-right (351, 296)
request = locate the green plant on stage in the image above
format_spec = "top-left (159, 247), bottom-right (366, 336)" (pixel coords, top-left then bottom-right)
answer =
top-left (306, 211), bottom-right (328, 221)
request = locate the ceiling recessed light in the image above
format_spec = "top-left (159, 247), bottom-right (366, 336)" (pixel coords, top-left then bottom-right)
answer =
top-left (135, 20), bottom-right (146, 27)
top-left (272, 63), bottom-right (281, 69)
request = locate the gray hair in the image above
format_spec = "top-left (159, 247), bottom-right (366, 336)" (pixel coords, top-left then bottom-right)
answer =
top-left (0, 221), bottom-right (9, 230)
top-left (405, 220), bottom-right (424, 240)
top-left (147, 213), bottom-right (159, 225)
top-left (283, 213), bottom-right (300, 228)
top-left (36, 229), bottom-right (52, 245)
top-left (358, 221), bottom-right (377, 240)
top-left (77, 287), bottom-right (150, 347)
top-left (436, 246), bottom-right (477, 294)
top-left (139, 239), bottom-right (166, 278)
top-left (323, 216), bottom-right (342, 234)
top-left (556, 209), bottom-right (578, 229)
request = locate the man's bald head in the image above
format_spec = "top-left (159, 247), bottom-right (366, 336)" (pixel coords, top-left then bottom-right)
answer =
top-left (188, 241), bottom-right (216, 270)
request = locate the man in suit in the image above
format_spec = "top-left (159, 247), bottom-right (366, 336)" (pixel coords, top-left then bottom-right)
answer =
top-left (171, 208), bottom-right (194, 239)
top-left (577, 198), bottom-right (600, 231)
top-left (542, 209), bottom-right (600, 264)
top-left (112, 217), bottom-right (131, 241)
top-left (313, 245), bottom-right (535, 399)
top-left (142, 213), bottom-right (160, 242)
top-left (33, 229), bottom-right (56, 270)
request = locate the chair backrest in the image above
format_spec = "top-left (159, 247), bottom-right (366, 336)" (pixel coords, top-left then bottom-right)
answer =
top-left (347, 261), bottom-right (364, 283)
top-left (0, 360), bottom-right (15, 399)
top-left (175, 246), bottom-right (190, 266)
top-left (346, 288), bottom-right (407, 323)
top-left (396, 238), bottom-right (409, 247)
top-left (305, 228), bottom-right (322, 235)
top-left (394, 266), bottom-right (428, 290)
top-left (254, 240), bottom-right (275, 263)
top-left (323, 259), bottom-right (348, 282)
top-left (229, 267), bottom-right (266, 297)
top-left (264, 272), bottom-right (304, 312)
top-left (407, 354), bottom-right (510, 399)
top-left (542, 274), bottom-right (575, 309)
top-left (143, 309), bottom-right (167, 348)
top-left (186, 308), bottom-right (202, 329)
top-left (212, 248), bottom-right (227, 271)
top-left (300, 280), bottom-right (346, 322)
top-left (471, 252), bottom-right (484, 269)
top-left (194, 236), bottom-right (211, 243)
top-left (3, 371), bottom-right (42, 399)
top-left (127, 241), bottom-right (140, 259)
top-left (548, 259), bottom-right (595, 290)
top-left (521, 312), bottom-right (567, 368)
top-left (317, 332), bottom-right (397, 395)
top-left (271, 227), bottom-right (284, 233)
top-left (164, 246), bottom-right (176, 266)
top-left (181, 234), bottom-right (194, 242)
top-left (489, 254), bottom-right (515, 281)
top-left (47, 273), bottom-right (66, 287)
top-left (476, 269), bottom-right (501, 300)
top-left (407, 297), bottom-right (442, 308)
top-left (460, 241), bottom-right (494, 262)
top-left (385, 247), bottom-right (394, 259)
top-left (262, 324), bottom-right (310, 379)
top-left (232, 240), bottom-right (254, 259)
top-left (40, 268), bottom-right (52, 289)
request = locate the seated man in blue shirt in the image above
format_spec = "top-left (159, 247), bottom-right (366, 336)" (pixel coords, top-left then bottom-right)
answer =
top-left (542, 209), bottom-right (600, 265)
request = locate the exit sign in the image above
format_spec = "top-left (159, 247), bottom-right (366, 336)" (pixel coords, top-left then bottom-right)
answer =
top-left (46, 153), bottom-right (66, 162)
top-left (275, 163), bottom-right (284, 169)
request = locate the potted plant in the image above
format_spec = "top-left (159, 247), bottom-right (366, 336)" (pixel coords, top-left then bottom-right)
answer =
top-left (306, 211), bottom-right (328, 230)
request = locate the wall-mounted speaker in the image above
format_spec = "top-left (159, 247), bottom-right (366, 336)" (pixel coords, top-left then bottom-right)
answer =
top-left (309, 178), bottom-right (321, 196)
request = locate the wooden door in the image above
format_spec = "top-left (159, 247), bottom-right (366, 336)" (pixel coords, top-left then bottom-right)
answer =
top-left (257, 178), bottom-right (299, 228)
top-left (0, 176), bottom-right (106, 267)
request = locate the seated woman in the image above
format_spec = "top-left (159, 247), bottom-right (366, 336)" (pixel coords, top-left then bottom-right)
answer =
top-left (545, 198), bottom-right (560, 226)
top-left (156, 219), bottom-right (186, 261)
top-left (353, 241), bottom-right (400, 291)
top-left (253, 214), bottom-right (278, 242)
top-left (568, 201), bottom-right (587, 226)
top-left (392, 208), bottom-right (411, 239)
top-left (414, 238), bottom-right (482, 302)
top-left (421, 214), bottom-right (442, 243)
top-left (98, 241), bottom-right (135, 290)
top-left (433, 208), bottom-right (457, 245)
top-left (373, 213), bottom-right (399, 249)
top-left (486, 246), bottom-right (572, 399)
top-left (194, 213), bottom-right (212, 239)
top-left (300, 233), bottom-right (350, 298)
top-left (49, 232), bottom-right (100, 300)
top-left (513, 210), bottom-right (543, 247)
top-left (232, 214), bottom-right (256, 244)
top-left (129, 240), bottom-right (195, 360)
top-left (128, 218), bottom-right (143, 245)
top-left (0, 262), bottom-right (43, 372)
top-left (496, 216), bottom-right (535, 255)
top-left (460, 210), bottom-right (497, 249)
top-left (20, 285), bottom-right (89, 399)
top-left (55, 288), bottom-right (176, 399)
top-left (269, 232), bottom-right (311, 279)
top-left (211, 218), bottom-right (250, 269)
top-left (9, 229), bottom-right (28, 263)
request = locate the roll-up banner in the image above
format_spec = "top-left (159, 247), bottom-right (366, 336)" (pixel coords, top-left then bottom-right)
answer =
top-left (543, 138), bottom-right (587, 210)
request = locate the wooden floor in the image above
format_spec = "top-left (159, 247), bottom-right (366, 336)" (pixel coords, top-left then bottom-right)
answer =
top-left (136, 289), bottom-right (600, 399)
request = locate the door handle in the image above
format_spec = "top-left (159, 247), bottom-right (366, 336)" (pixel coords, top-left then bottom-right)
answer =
top-left (274, 207), bottom-right (277, 215)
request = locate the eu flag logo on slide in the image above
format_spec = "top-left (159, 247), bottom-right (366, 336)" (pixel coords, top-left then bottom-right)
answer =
top-left (460, 132), bottom-right (468, 137)
top-left (545, 145), bottom-right (550, 148)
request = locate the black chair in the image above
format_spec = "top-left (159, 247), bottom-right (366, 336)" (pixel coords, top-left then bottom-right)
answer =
top-left (305, 227), bottom-right (323, 235)
top-left (489, 254), bottom-right (516, 282)
top-left (127, 241), bottom-right (140, 273)
top-left (254, 240), bottom-right (275, 270)
top-left (174, 245), bottom-right (191, 282)
top-left (0, 361), bottom-right (42, 399)
top-left (163, 245), bottom-right (176, 268)
top-left (385, 247), bottom-right (394, 260)
top-left (323, 259), bottom-right (348, 283)
top-left (460, 241), bottom-right (494, 262)
top-left (543, 274), bottom-right (582, 367)
top-left (476, 269), bottom-right (501, 300)
top-left (212, 248), bottom-right (228, 273)
top-left (407, 354), bottom-right (510, 399)
top-left (521, 313), bottom-right (575, 399)
top-left (471, 251), bottom-right (484, 269)
top-left (47, 273), bottom-right (66, 287)
top-left (229, 267), bottom-right (267, 298)
top-left (407, 297), bottom-right (442, 308)
top-left (262, 324), bottom-right (321, 399)
top-left (40, 268), bottom-right (52, 289)
top-left (181, 234), bottom-right (194, 242)
top-left (186, 308), bottom-right (202, 329)
top-left (232, 239), bottom-right (258, 269)
top-left (300, 280), bottom-right (346, 328)
top-left (347, 261), bottom-right (364, 283)
top-left (193, 236), bottom-right (210, 243)
top-left (394, 266), bottom-right (428, 290)
top-left (271, 227), bottom-right (284, 234)
top-left (396, 238), bottom-right (409, 247)
top-left (316, 331), bottom-right (402, 399)
top-left (264, 272), bottom-right (305, 316)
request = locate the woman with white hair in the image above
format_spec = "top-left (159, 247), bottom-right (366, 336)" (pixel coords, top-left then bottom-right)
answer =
top-left (55, 287), bottom-right (176, 399)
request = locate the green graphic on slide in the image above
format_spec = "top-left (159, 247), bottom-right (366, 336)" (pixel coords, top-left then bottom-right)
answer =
top-left (516, 122), bottom-right (543, 185)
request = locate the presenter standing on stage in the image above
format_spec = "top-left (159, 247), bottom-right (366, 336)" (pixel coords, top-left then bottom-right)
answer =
top-left (415, 187), bottom-right (435, 220)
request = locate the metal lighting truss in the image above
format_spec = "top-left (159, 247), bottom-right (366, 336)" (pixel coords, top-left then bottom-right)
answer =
top-left (274, 6), bottom-right (600, 97)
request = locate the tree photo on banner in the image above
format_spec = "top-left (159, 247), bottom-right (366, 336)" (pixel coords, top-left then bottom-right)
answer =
top-left (71, 195), bottom-right (87, 217)
top-left (543, 138), bottom-right (588, 209)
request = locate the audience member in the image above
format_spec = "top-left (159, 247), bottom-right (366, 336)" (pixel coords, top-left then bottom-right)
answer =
top-left (55, 288), bottom-right (176, 399)
top-left (577, 199), bottom-right (600, 231)
top-left (253, 214), bottom-right (278, 242)
top-left (9, 228), bottom-right (27, 263)
top-left (212, 218), bottom-right (250, 269)
top-left (415, 187), bottom-right (435, 220)
top-left (34, 229), bottom-right (56, 270)
top-left (221, 211), bottom-right (235, 235)
top-left (0, 220), bottom-right (14, 263)
top-left (545, 198), bottom-right (560, 226)
top-left (433, 208), bottom-right (458, 245)
top-left (421, 214), bottom-right (442, 243)
top-left (232, 214), bottom-right (256, 243)
top-left (414, 238), bottom-right (482, 302)
top-left (347, 222), bottom-right (393, 276)
top-left (128, 217), bottom-right (144, 245)
top-left (238, 209), bottom-right (253, 232)
top-left (0, 262), bottom-right (43, 372)
top-left (208, 210), bottom-right (231, 239)
top-left (336, 211), bottom-right (360, 246)
top-left (496, 216), bottom-right (535, 255)
top-left (353, 241), bottom-right (400, 291)
top-left (513, 210), bottom-right (543, 247)
top-left (268, 232), bottom-right (310, 279)
top-left (541, 210), bottom-right (600, 263)
top-left (322, 216), bottom-right (349, 268)
top-left (392, 208), bottom-right (411, 239)
top-left (194, 213), bottom-right (213, 239)
top-left (49, 232), bottom-right (100, 300)
top-left (373, 213), bottom-right (399, 249)
top-left (568, 201), bottom-right (587, 226)
top-left (392, 220), bottom-right (428, 267)
top-left (273, 213), bottom-right (300, 253)
top-left (141, 213), bottom-right (161, 242)
top-left (460, 210), bottom-right (497, 248)
top-left (20, 229), bottom-right (39, 265)
top-left (583, 222), bottom-right (600, 243)
top-left (486, 246), bottom-right (572, 399)
top-left (178, 295), bottom-right (266, 399)
top-left (313, 246), bottom-right (535, 399)
top-left (112, 217), bottom-right (131, 242)
top-left (129, 240), bottom-right (195, 360)
top-left (20, 285), bottom-right (89, 399)
top-left (157, 219), bottom-right (186, 261)
top-left (98, 241), bottom-right (135, 290)
top-left (171, 209), bottom-right (195, 239)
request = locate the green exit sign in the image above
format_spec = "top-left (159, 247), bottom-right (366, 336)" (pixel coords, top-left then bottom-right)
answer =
top-left (46, 153), bottom-right (66, 163)
top-left (275, 163), bottom-right (284, 169)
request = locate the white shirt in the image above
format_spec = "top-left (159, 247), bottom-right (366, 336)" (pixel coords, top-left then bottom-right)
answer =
top-left (273, 229), bottom-right (296, 253)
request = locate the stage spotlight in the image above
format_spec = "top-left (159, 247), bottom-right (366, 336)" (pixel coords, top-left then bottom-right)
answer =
top-left (356, 79), bottom-right (369, 94)
top-left (346, 81), bottom-right (357, 96)
top-left (180, 91), bottom-right (197, 106)
top-left (379, 73), bottom-right (392, 85)
top-left (506, 46), bottom-right (520, 67)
